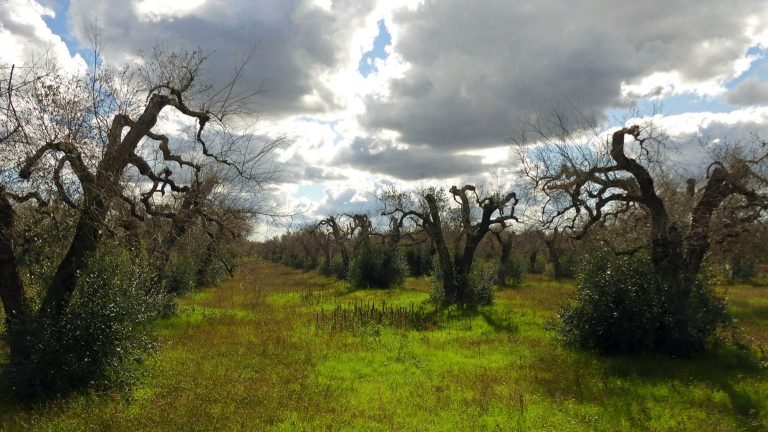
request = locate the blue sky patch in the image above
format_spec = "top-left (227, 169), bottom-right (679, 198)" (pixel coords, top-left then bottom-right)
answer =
top-left (297, 183), bottom-right (327, 201)
top-left (42, 0), bottom-right (98, 66)
top-left (358, 19), bottom-right (391, 77)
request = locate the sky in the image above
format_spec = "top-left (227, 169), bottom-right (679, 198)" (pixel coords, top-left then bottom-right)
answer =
top-left (3, 0), bottom-right (768, 237)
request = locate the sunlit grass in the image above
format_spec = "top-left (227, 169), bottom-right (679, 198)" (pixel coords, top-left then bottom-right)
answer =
top-left (1, 259), bottom-right (766, 431)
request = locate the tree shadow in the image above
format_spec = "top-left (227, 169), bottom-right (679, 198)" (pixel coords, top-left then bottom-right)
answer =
top-left (602, 347), bottom-right (767, 431)
top-left (424, 304), bottom-right (519, 334)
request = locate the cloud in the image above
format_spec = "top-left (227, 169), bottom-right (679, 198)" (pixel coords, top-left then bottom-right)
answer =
top-left (0, 0), bottom-right (85, 71)
top-left (66, 0), bottom-right (379, 116)
top-left (361, 0), bottom-right (768, 150)
top-left (626, 107), bottom-right (768, 174)
top-left (334, 136), bottom-right (491, 180)
top-left (725, 76), bottom-right (768, 106)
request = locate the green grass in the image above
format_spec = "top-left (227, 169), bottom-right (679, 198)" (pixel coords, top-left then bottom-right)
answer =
top-left (1, 259), bottom-right (767, 431)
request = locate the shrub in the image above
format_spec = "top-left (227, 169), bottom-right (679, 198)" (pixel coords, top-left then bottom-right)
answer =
top-left (318, 258), bottom-right (333, 276)
top-left (196, 249), bottom-right (229, 287)
top-left (348, 242), bottom-right (408, 289)
top-left (280, 254), bottom-right (304, 270)
top-left (8, 248), bottom-right (169, 399)
top-left (163, 256), bottom-right (197, 295)
top-left (527, 251), bottom-right (546, 274)
top-left (468, 260), bottom-right (496, 305)
top-left (429, 256), bottom-right (495, 306)
top-left (547, 253), bottom-right (577, 279)
top-left (404, 246), bottom-right (434, 276)
top-left (730, 256), bottom-right (758, 283)
top-left (301, 255), bottom-right (318, 272)
top-left (330, 254), bottom-right (348, 280)
top-left (498, 254), bottom-right (525, 287)
top-left (559, 251), bottom-right (729, 356)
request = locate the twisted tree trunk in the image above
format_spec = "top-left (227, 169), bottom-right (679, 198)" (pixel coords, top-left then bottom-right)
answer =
top-left (0, 187), bottom-right (32, 357)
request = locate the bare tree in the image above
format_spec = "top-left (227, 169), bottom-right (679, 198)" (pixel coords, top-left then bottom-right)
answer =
top-left (382, 185), bottom-right (519, 304)
top-left (519, 118), bottom-right (768, 311)
top-left (0, 46), bottom-right (282, 362)
top-left (317, 215), bottom-right (351, 275)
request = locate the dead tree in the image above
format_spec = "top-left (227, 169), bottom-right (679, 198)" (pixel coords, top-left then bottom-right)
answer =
top-left (382, 185), bottom-right (519, 304)
top-left (490, 226), bottom-right (515, 285)
top-left (522, 123), bottom-right (768, 308)
top-left (155, 175), bottom-right (219, 278)
top-left (318, 215), bottom-right (351, 274)
top-left (0, 48), bottom-right (281, 363)
top-left (542, 228), bottom-right (569, 279)
top-left (345, 213), bottom-right (373, 256)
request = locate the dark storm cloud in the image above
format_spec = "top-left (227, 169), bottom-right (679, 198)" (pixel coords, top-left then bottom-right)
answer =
top-left (362, 0), bottom-right (767, 150)
top-left (726, 76), bottom-right (768, 106)
top-left (334, 137), bottom-right (491, 180)
top-left (67, 0), bottom-right (377, 116)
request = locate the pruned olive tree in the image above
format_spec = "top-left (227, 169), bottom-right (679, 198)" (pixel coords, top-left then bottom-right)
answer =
top-left (381, 185), bottom-right (519, 305)
top-left (317, 215), bottom-right (352, 276)
top-left (518, 118), bottom-right (768, 353)
top-left (0, 46), bottom-right (282, 388)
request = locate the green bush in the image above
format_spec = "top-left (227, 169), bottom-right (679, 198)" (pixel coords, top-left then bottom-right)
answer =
top-left (196, 249), bottom-right (229, 287)
top-left (330, 254), bottom-right (348, 280)
top-left (163, 256), bottom-right (197, 295)
top-left (8, 248), bottom-right (169, 399)
top-left (559, 252), bottom-right (729, 356)
top-left (348, 243), bottom-right (407, 289)
top-left (301, 255), bottom-right (318, 272)
top-left (429, 256), bottom-right (495, 306)
top-left (527, 251), bottom-right (546, 274)
top-left (318, 258), bottom-right (333, 276)
top-left (280, 254), bottom-right (305, 270)
top-left (468, 260), bottom-right (496, 306)
top-left (547, 253), bottom-right (576, 279)
top-left (730, 256), bottom-right (758, 283)
top-left (404, 246), bottom-right (434, 276)
top-left (498, 254), bottom-right (525, 287)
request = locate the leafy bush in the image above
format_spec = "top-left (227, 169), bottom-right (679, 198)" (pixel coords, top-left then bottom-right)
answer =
top-left (330, 254), bottom-right (348, 280)
top-left (8, 248), bottom-right (169, 399)
top-left (467, 260), bottom-right (496, 305)
top-left (730, 256), bottom-right (758, 283)
top-left (195, 249), bottom-right (229, 287)
top-left (163, 256), bottom-right (197, 295)
top-left (318, 258), bottom-right (333, 276)
top-left (301, 255), bottom-right (318, 272)
top-left (547, 253), bottom-right (577, 279)
top-left (527, 251), bottom-right (546, 274)
top-left (498, 254), bottom-right (525, 287)
top-left (429, 256), bottom-right (495, 306)
top-left (559, 252), bottom-right (729, 356)
top-left (280, 254), bottom-right (305, 270)
top-left (404, 246), bottom-right (434, 276)
top-left (348, 243), bottom-right (408, 289)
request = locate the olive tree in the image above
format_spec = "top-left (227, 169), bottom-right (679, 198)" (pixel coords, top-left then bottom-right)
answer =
top-left (381, 185), bottom-right (519, 305)
top-left (519, 118), bottom-right (768, 352)
top-left (0, 47), bottom-right (281, 383)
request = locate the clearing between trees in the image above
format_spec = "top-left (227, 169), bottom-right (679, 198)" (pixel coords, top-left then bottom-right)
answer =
top-left (1, 259), bottom-right (766, 431)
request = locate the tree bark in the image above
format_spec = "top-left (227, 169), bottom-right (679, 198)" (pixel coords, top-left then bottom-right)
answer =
top-left (544, 228), bottom-right (564, 279)
top-left (38, 95), bottom-right (169, 323)
top-left (495, 233), bottom-right (512, 285)
top-left (425, 193), bottom-right (457, 303)
top-left (0, 187), bottom-right (32, 356)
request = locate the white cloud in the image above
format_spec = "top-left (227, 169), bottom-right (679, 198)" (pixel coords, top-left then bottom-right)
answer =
top-left (0, 0), bottom-right (85, 72)
top-left (8, 0), bottom-right (768, 230)
top-left (135, 0), bottom-right (208, 21)
top-left (624, 107), bottom-right (768, 174)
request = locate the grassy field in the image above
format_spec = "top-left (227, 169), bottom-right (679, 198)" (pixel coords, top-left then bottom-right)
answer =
top-left (1, 259), bottom-right (767, 431)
